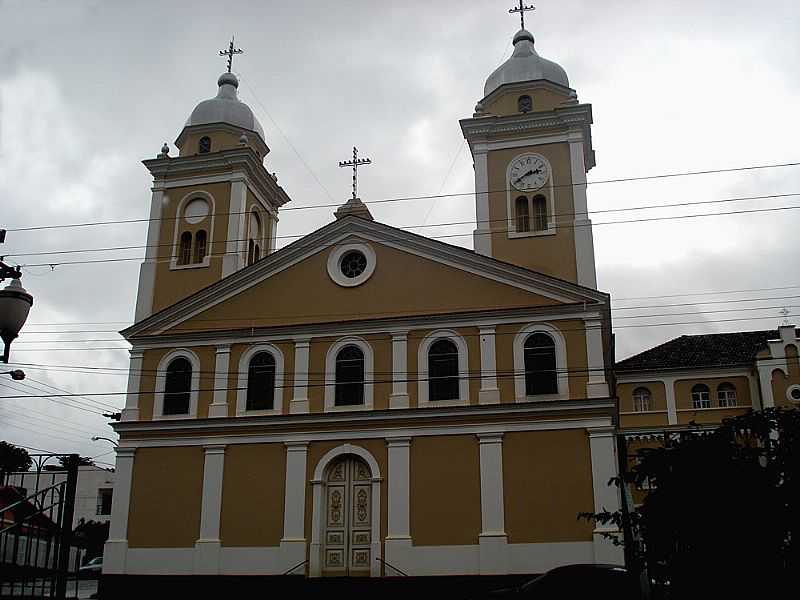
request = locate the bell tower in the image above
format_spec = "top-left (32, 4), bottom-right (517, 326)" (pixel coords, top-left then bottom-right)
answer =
top-left (133, 51), bottom-right (292, 322)
top-left (460, 6), bottom-right (598, 288)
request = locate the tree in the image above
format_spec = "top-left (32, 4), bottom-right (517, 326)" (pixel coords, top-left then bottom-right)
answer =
top-left (57, 455), bottom-right (95, 468)
top-left (582, 408), bottom-right (798, 597)
top-left (0, 441), bottom-right (32, 481)
top-left (73, 519), bottom-right (110, 562)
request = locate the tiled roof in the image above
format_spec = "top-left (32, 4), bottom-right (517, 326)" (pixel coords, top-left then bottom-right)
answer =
top-left (615, 329), bottom-right (798, 372)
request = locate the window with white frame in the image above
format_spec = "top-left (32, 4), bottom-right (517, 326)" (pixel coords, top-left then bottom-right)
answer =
top-left (428, 339), bottom-right (460, 402)
top-left (163, 357), bottom-right (192, 415)
top-left (691, 384), bottom-right (711, 409)
top-left (633, 387), bottom-right (652, 412)
top-left (96, 488), bottom-right (113, 516)
top-left (335, 345), bottom-right (365, 407)
top-left (246, 351), bottom-right (276, 411)
top-left (717, 382), bottom-right (737, 407)
top-left (523, 332), bottom-right (558, 395)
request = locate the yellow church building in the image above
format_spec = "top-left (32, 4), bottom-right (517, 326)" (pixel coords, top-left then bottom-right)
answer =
top-left (103, 20), bottom-right (624, 586)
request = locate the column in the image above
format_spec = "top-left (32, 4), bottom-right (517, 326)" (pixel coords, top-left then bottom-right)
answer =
top-left (207, 345), bottom-right (231, 418)
top-left (588, 427), bottom-right (624, 565)
top-left (569, 132), bottom-right (598, 289)
top-left (385, 437), bottom-right (412, 572)
top-left (268, 215), bottom-right (278, 254)
top-left (291, 338), bottom-right (311, 414)
top-left (389, 333), bottom-right (410, 409)
top-left (222, 177), bottom-right (247, 277)
top-left (120, 350), bottom-right (143, 422)
top-left (472, 148), bottom-right (492, 256)
top-left (194, 445), bottom-right (226, 574)
top-left (308, 478), bottom-right (324, 577)
top-left (103, 447), bottom-right (136, 574)
top-left (663, 377), bottom-right (678, 424)
top-left (479, 327), bottom-right (501, 405)
top-left (280, 442), bottom-right (309, 568)
top-left (757, 363), bottom-right (776, 409)
top-left (585, 320), bottom-right (610, 398)
top-left (477, 433), bottom-right (508, 574)
top-left (134, 188), bottom-right (163, 321)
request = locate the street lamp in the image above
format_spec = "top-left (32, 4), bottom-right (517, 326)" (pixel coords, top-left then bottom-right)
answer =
top-left (0, 274), bottom-right (34, 364)
top-left (2, 369), bottom-right (25, 380)
top-left (91, 436), bottom-right (119, 447)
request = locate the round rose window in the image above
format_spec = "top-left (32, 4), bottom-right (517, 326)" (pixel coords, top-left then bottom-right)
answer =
top-left (340, 250), bottom-right (367, 279)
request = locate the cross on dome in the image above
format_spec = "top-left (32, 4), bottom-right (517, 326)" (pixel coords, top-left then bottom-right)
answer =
top-left (338, 146), bottom-right (372, 202)
top-left (508, 1), bottom-right (535, 30)
top-left (219, 36), bottom-right (244, 73)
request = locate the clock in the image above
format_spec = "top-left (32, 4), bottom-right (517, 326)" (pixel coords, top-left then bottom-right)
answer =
top-left (509, 154), bottom-right (549, 192)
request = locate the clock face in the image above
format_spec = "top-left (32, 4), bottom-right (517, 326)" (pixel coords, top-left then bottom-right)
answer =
top-left (509, 154), bottom-right (549, 192)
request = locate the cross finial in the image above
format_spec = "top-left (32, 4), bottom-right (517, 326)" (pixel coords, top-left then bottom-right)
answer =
top-left (338, 146), bottom-right (372, 201)
top-left (780, 308), bottom-right (791, 327)
top-left (219, 36), bottom-right (244, 73)
top-left (508, 1), bottom-right (535, 30)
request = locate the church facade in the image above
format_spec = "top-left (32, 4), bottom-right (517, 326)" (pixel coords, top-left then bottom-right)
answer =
top-left (104, 23), bottom-right (624, 581)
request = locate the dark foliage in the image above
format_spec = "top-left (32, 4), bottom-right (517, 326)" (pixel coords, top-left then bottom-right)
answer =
top-left (57, 455), bottom-right (95, 468)
top-left (73, 519), bottom-right (110, 562)
top-left (0, 441), bottom-right (32, 481)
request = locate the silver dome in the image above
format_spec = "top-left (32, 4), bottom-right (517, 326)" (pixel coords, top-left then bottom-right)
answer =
top-left (483, 29), bottom-right (570, 98)
top-left (185, 73), bottom-right (265, 141)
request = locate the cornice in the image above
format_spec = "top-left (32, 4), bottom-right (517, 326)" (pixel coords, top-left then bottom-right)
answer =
top-left (123, 217), bottom-right (610, 339)
top-left (478, 79), bottom-right (577, 110)
top-left (143, 148), bottom-right (292, 208)
top-left (174, 122), bottom-right (270, 157)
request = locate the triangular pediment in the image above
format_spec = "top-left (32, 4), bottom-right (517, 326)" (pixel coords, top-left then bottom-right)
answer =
top-left (124, 217), bottom-right (608, 339)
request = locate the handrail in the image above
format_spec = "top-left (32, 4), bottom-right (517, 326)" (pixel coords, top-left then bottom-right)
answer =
top-left (281, 559), bottom-right (308, 576)
top-left (376, 556), bottom-right (409, 577)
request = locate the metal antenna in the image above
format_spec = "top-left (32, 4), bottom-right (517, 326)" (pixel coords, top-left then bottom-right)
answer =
top-left (780, 308), bottom-right (791, 327)
top-left (508, 1), bottom-right (536, 30)
top-left (338, 147), bottom-right (372, 201)
top-left (219, 36), bottom-right (243, 73)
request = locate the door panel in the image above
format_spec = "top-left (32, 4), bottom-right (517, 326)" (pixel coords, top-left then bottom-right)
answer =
top-left (323, 456), bottom-right (372, 575)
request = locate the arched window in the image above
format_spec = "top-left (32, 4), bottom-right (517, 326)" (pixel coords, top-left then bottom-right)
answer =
top-left (178, 232), bottom-right (192, 265)
top-left (428, 339), bottom-right (460, 401)
top-left (198, 136), bottom-right (211, 154)
top-left (691, 384), bottom-right (711, 409)
top-left (717, 382), bottom-right (737, 407)
top-left (532, 195), bottom-right (548, 231)
top-left (246, 352), bottom-right (276, 411)
top-left (515, 196), bottom-right (530, 233)
top-left (633, 387), bottom-right (652, 412)
top-left (163, 358), bottom-right (192, 415)
top-left (335, 345), bottom-right (365, 406)
top-left (518, 95), bottom-right (532, 113)
top-left (193, 230), bottom-right (207, 264)
top-left (524, 333), bottom-right (557, 396)
top-left (247, 212), bottom-right (262, 266)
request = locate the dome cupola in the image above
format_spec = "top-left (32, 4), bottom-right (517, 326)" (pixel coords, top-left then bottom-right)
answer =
top-left (184, 72), bottom-right (265, 141)
top-left (483, 28), bottom-right (570, 98)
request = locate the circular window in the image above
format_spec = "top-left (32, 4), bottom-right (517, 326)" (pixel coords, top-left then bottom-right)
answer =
top-left (184, 198), bottom-right (210, 224)
top-left (327, 243), bottom-right (376, 287)
top-left (340, 251), bottom-right (367, 279)
top-left (788, 385), bottom-right (800, 403)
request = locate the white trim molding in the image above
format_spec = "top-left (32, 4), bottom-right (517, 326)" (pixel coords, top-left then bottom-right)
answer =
top-left (478, 327), bottom-right (501, 405)
top-left (169, 190), bottom-right (216, 271)
top-left (584, 320), bottom-right (609, 398)
top-left (102, 447), bottom-right (136, 575)
top-left (505, 153), bottom-right (556, 239)
top-left (472, 149), bottom-right (492, 256)
top-left (153, 348), bottom-right (201, 420)
top-left (235, 343), bottom-right (285, 417)
top-left (121, 350), bottom-right (144, 422)
top-left (280, 441), bottom-right (309, 568)
top-left (309, 444), bottom-right (383, 577)
top-left (587, 427), bottom-right (623, 565)
top-left (324, 337), bottom-right (375, 412)
top-left (194, 445), bottom-right (226, 574)
top-left (513, 323), bottom-right (570, 403)
top-left (290, 338), bottom-right (311, 414)
top-left (389, 332), bottom-right (410, 409)
top-left (208, 345), bottom-right (231, 418)
top-left (326, 242), bottom-right (377, 287)
top-left (417, 329), bottom-right (470, 408)
top-left (477, 432), bottom-right (508, 574)
top-left (133, 189), bottom-right (164, 322)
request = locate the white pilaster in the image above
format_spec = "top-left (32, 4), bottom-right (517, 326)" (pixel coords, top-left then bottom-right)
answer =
top-left (290, 338), bottom-right (311, 414)
top-left (280, 442), bottom-right (309, 569)
top-left (588, 427), bottom-right (624, 565)
top-left (134, 188), bottom-right (164, 321)
top-left (477, 433), bottom-right (508, 574)
top-left (663, 377), bottom-right (678, 424)
top-left (585, 320), bottom-right (609, 399)
top-left (308, 479), bottom-right (324, 577)
top-left (478, 327), bottom-right (501, 404)
top-left (568, 133), bottom-right (598, 289)
top-left (120, 350), bottom-right (144, 422)
top-left (386, 437), bottom-right (411, 539)
top-left (208, 345), bottom-right (231, 418)
top-left (472, 149), bottom-right (492, 256)
top-left (222, 178), bottom-right (247, 277)
top-left (757, 363), bottom-right (776, 408)
top-left (103, 447), bottom-right (136, 574)
top-left (268, 215), bottom-right (278, 254)
top-left (194, 445), bottom-right (226, 574)
top-left (389, 333), bottom-right (410, 409)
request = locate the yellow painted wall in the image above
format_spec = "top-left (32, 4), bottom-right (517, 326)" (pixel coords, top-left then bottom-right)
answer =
top-left (127, 447), bottom-right (204, 548)
top-left (618, 381), bottom-right (668, 413)
top-left (503, 430), bottom-right (594, 543)
top-left (674, 376), bottom-right (751, 410)
top-left (179, 131), bottom-right (246, 157)
top-left (487, 143), bottom-right (578, 281)
top-left (620, 413), bottom-right (670, 429)
top-left (225, 342), bottom-right (295, 415)
top-left (484, 87), bottom-right (573, 116)
top-left (410, 435), bottom-right (481, 546)
top-left (220, 444), bottom-right (285, 547)
top-left (771, 344), bottom-right (800, 408)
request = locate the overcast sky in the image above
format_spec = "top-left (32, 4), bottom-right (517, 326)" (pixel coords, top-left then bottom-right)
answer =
top-left (1, 0), bottom-right (799, 460)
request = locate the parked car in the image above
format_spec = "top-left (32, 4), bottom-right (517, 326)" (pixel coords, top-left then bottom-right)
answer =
top-left (483, 564), bottom-right (643, 599)
top-left (78, 556), bottom-right (103, 578)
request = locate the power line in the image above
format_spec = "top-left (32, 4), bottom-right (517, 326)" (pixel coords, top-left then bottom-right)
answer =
top-left (0, 379), bottom-right (110, 415)
top-left (5, 160), bottom-right (800, 234)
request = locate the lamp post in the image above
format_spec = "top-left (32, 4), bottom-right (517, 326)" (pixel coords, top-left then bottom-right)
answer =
top-left (91, 436), bottom-right (119, 447)
top-left (0, 236), bottom-right (34, 364)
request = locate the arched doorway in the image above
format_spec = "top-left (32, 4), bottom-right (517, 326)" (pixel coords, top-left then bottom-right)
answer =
top-left (322, 455), bottom-right (373, 576)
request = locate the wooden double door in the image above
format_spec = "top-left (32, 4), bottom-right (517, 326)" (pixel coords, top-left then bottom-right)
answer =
top-left (323, 456), bottom-right (373, 576)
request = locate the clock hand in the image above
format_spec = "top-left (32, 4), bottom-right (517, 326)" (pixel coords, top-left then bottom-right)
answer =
top-left (514, 169), bottom-right (535, 184)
